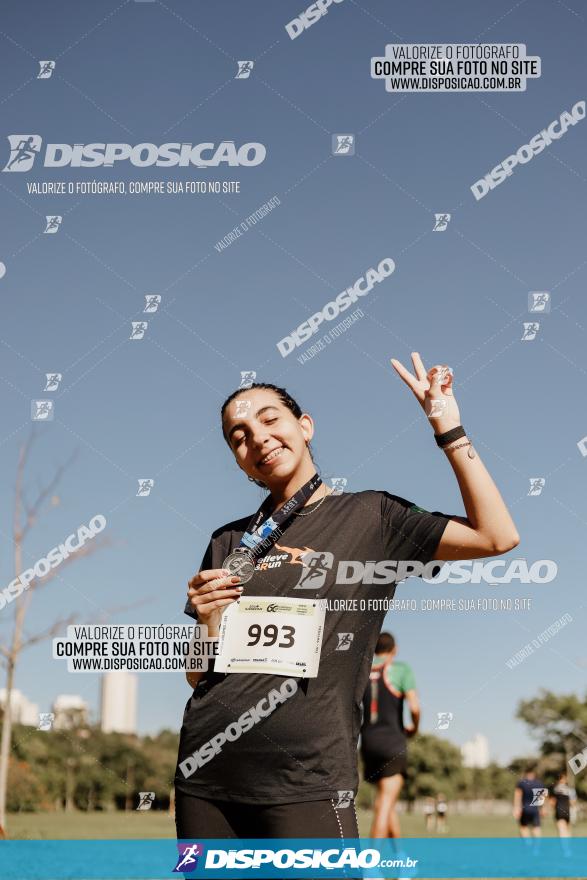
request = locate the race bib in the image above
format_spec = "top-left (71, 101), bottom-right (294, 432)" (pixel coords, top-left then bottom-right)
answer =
top-left (215, 596), bottom-right (325, 678)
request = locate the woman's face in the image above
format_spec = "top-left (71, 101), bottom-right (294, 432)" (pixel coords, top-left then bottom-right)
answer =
top-left (223, 388), bottom-right (314, 486)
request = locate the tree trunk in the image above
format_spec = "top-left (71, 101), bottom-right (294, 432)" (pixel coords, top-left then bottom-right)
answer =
top-left (65, 759), bottom-right (76, 811)
top-left (0, 438), bottom-right (109, 832)
top-left (0, 440), bottom-right (28, 833)
top-left (0, 658), bottom-right (16, 830)
top-left (125, 759), bottom-right (135, 811)
top-left (1, 583), bottom-right (32, 831)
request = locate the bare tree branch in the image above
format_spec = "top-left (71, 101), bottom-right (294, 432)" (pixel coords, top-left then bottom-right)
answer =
top-left (19, 449), bottom-right (79, 542)
top-left (21, 535), bottom-right (113, 595)
top-left (18, 596), bottom-right (154, 652)
top-left (2, 435), bottom-right (107, 830)
top-left (89, 595), bottom-right (155, 622)
top-left (19, 613), bottom-right (78, 650)
top-left (0, 555), bottom-right (153, 660)
top-left (14, 429), bottom-right (37, 544)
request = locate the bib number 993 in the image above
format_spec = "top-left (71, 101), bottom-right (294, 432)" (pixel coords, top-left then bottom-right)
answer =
top-left (247, 623), bottom-right (295, 648)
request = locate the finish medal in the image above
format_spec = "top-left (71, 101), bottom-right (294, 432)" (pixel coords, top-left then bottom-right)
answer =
top-left (221, 473), bottom-right (323, 587)
top-left (222, 548), bottom-right (256, 583)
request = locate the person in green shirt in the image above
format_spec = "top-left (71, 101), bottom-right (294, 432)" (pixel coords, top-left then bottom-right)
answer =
top-left (360, 631), bottom-right (420, 838)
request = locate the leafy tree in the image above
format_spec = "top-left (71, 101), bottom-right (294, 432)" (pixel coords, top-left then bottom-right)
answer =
top-left (6, 721), bottom-right (180, 812)
top-left (516, 689), bottom-right (587, 797)
top-left (7, 760), bottom-right (48, 812)
top-left (484, 762), bottom-right (516, 799)
top-left (403, 734), bottom-right (465, 803)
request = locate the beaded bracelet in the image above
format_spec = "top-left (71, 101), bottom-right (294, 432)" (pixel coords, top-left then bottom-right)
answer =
top-left (443, 439), bottom-right (476, 459)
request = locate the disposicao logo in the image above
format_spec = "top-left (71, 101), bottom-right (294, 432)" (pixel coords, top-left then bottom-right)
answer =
top-left (3, 136), bottom-right (266, 171)
top-left (3, 135), bottom-right (43, 171)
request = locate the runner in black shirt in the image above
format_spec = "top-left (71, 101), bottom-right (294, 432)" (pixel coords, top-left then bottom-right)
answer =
top-left (435, 793), bottom-right (448, 833)
top-left (176, 358), bottom-right (520, 839)
top-left (360, 631), bottom-right (419, 839)
top-left (550, 771), bottom-right (576, 837)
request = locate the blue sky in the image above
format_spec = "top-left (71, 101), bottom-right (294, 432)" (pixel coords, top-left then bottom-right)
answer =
top-left (1, 0), bottom-right (586, 765)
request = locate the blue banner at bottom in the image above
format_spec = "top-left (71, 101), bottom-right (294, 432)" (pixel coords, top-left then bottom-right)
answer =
top-left (1, 837), bottom-right (585, 879)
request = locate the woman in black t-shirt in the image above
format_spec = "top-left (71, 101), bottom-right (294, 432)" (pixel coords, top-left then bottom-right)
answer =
top-left (551, 771), bottom-right (576, 836)
top-left (176, 356), bottom-right (520, 840)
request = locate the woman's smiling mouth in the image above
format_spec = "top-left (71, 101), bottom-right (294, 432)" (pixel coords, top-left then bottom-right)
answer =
top-left (258, 446), bottom-right (286, 466)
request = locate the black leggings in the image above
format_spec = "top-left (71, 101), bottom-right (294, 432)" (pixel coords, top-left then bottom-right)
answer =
top-left (175, 790), bottom-right (359, 839)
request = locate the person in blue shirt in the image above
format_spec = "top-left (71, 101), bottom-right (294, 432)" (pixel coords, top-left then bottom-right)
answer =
top-left (513, 765), bottom-right (546, 837)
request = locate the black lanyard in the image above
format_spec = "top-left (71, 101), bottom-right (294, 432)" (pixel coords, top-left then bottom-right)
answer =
top-left (237, 472), bottom-right (323, 562)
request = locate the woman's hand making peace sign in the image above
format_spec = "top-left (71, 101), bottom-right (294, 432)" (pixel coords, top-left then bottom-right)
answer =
top-left (390, 352), bottom-right (461, 435)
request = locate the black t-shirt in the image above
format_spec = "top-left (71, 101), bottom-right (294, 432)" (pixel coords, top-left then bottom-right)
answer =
top-left (360, 662), bottom-right (410, 756)
top-left (552, 782), bottom-right (574, 812)
top-left (175, 489), bottom-right (451, 804)
top-left (517, 777), bottom-right (546, 812)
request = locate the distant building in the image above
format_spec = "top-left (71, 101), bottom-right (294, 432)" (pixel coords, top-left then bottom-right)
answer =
top-left (0, 688), bottom-right (39, 726)
top-left (100, 671), bottom-right (137, 734)
top-left (461, 733), bottom-right (490, 768)
top-left (52, 694), bottom-right (90, 729)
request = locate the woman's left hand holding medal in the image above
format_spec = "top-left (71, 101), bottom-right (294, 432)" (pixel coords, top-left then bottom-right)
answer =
top-left (187, 567), bottom-right (243, 636)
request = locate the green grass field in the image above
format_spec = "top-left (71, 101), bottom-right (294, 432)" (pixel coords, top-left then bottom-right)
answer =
top-left (5, 812), bottom-right (582, 880)
top-left (5, 808), bottom-right (586, 840)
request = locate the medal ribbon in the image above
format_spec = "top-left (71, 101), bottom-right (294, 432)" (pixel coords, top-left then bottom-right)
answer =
top-left (235, 472), bottom-right (323, 562)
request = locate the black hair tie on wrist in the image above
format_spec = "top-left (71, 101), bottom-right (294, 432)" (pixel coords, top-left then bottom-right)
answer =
top-left (435, 425), bottom-right (466, 448)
